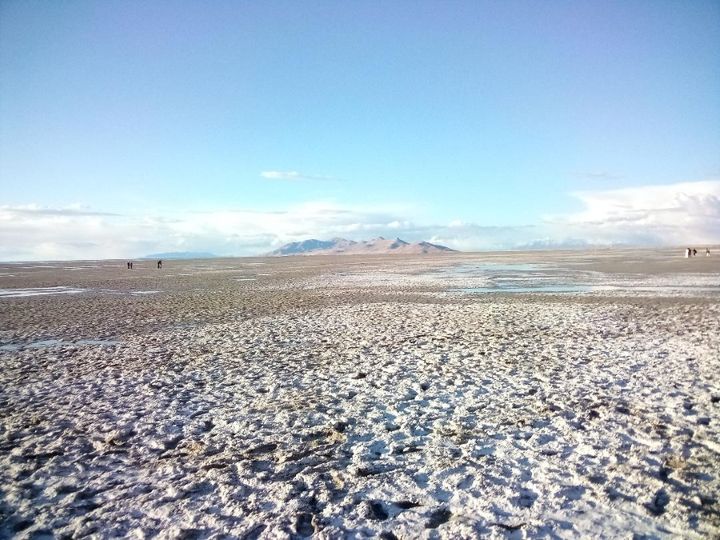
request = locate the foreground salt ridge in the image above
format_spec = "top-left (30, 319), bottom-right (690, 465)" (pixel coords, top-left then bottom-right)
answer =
top-left (2, 292), bottom-right (719, 538)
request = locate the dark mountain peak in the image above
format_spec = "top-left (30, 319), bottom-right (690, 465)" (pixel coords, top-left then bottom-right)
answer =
top-left (389, 238), bottom-right (409, 249)
top-left (417, 241), bottom-right (454, 252)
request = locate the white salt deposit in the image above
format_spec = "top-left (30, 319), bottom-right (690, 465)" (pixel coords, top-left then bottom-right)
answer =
top-left (0, 286), bottom-right (86, 298)
top-left (0, 251), bottom-right (718, 538)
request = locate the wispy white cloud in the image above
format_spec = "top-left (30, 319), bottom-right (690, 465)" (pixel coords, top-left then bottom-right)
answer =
top-left (573, 171), bottom-right (623, 181)
top-left (1, 204), bottom-right (120, 217)
top-left (260, 170), bottom-right (339, 181)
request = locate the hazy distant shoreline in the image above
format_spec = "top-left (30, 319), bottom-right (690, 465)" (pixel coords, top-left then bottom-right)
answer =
top-left (2, 243), bottom-right (719, 264)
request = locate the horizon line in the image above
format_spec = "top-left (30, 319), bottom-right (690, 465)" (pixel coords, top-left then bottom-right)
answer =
top-left (2, 243), bottom-right (719, 264)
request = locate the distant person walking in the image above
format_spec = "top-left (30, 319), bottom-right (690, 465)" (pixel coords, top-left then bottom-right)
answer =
top-left (686, 248), bottom-right (691, 258)
top-left (157, 260), bottom-right (163, 269)
top-left (707, 248), bottom-right (711, 257)
top-left (127, 261), bottom-right (133, 269)
top-left (693, 248), bottom-right (697, 256)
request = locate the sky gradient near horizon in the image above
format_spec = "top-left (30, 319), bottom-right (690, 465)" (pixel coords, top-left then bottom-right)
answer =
top-left (1, 1), bottom-right (719, 260)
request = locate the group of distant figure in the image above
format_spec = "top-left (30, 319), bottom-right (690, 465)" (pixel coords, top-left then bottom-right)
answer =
top-left (685, 248), bottom-right (710, 258)
top-left (126, 260), bottom-right (162, 269)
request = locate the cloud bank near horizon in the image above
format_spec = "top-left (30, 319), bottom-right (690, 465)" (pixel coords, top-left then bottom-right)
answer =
top-left (1, 181), bottom-right (718, 260)
top-left (546, 180), bottom-right (720, 246)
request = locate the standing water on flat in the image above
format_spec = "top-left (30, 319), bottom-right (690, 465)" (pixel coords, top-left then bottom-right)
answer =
top-left (438, 263), bottom-right (591, 294)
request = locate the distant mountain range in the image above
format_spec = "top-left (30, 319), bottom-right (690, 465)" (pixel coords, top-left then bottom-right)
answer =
top-left (266, 237), bottom-right (456, 256)
top-left (142, 251), bottom-right (218, 260)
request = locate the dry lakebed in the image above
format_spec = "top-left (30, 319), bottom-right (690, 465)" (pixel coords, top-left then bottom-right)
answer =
top-left (1, 248), bottom-right (719, 539)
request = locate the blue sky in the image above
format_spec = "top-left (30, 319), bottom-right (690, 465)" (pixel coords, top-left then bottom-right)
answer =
top-left (1, 1), bottom-right (719, 259)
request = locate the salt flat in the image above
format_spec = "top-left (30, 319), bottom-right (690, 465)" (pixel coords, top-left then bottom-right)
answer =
top-left (0, 248), bottom-right (719, 539)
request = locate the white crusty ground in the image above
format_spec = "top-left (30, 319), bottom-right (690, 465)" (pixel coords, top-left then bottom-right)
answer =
top-left (1, 263), bottom-right (720, 539)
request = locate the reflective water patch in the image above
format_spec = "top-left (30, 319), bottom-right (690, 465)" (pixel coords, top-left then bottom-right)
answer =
top-left (460, 284), bottom-right (591, 294)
